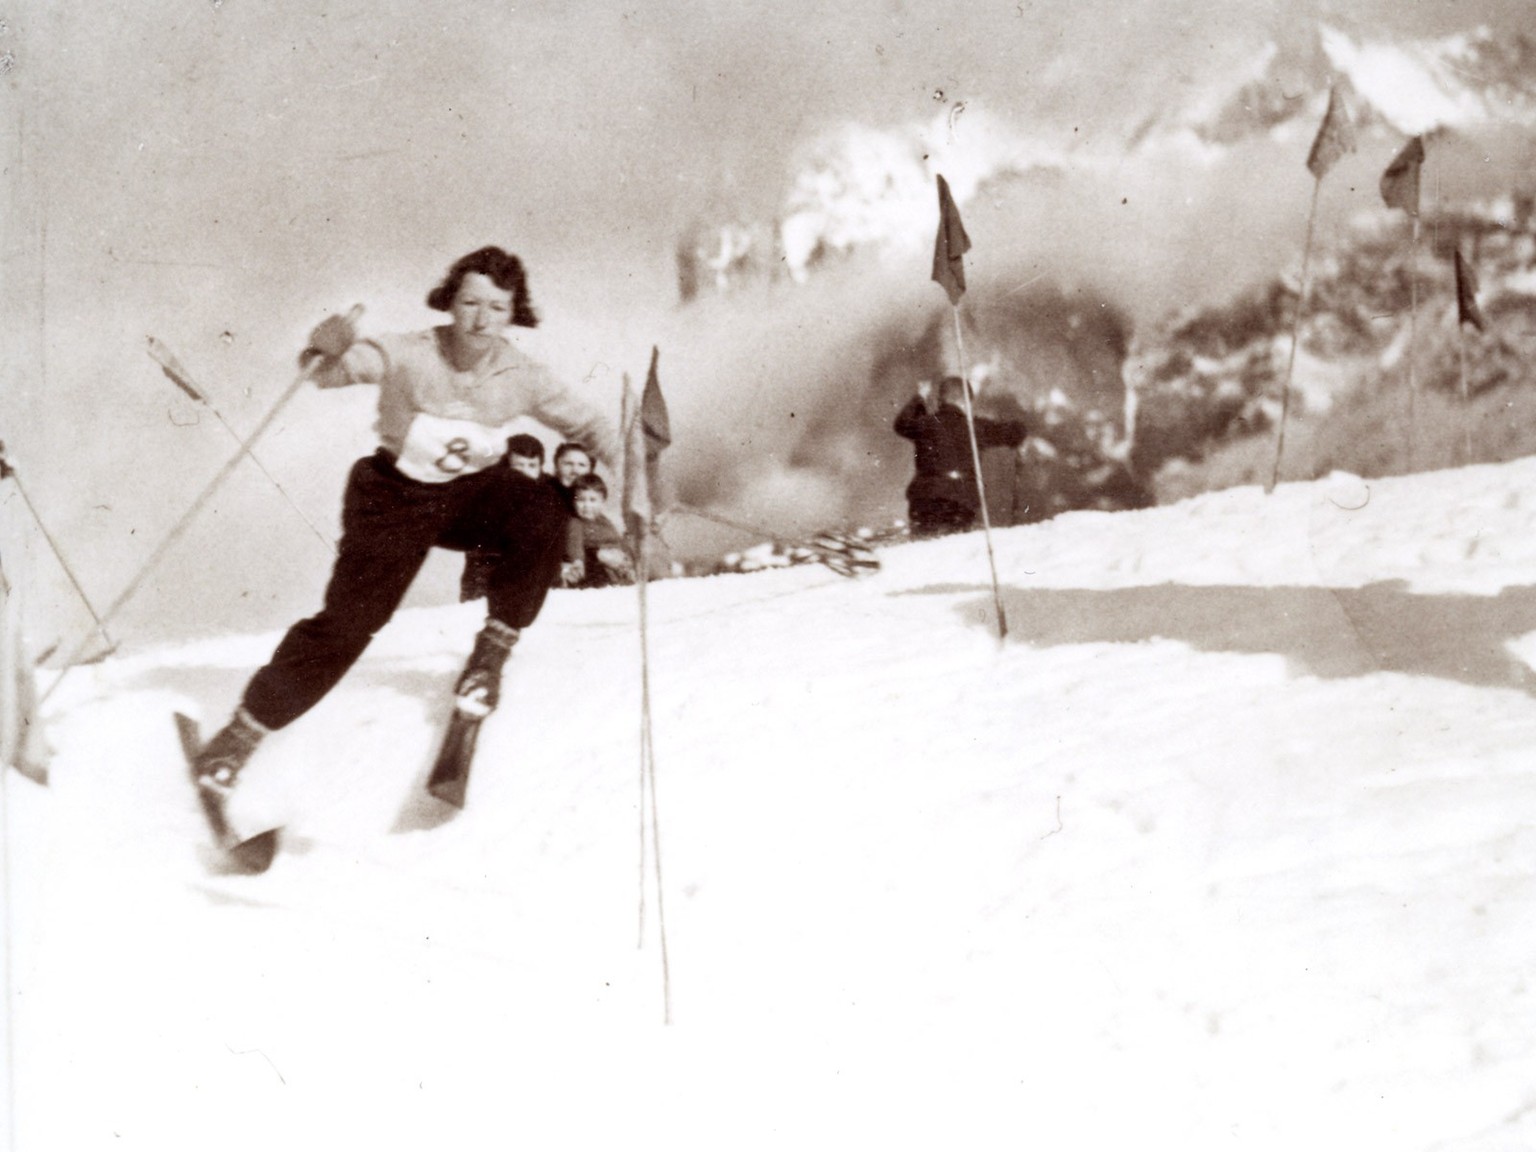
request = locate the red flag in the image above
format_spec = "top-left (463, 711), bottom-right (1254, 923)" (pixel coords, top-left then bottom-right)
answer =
top-left (1380, 135), bottom-right (1424, 217)
top-left (1455, 249), bottom-right (1487, 332)
top-left (1306, 87), bottom-right (1355, 180)
top-left (931, 173), bottom-right (971, 305)
top-left (622, 346), bottom-right (671, 541)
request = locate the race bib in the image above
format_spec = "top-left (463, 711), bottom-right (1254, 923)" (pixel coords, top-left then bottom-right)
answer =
top-left (396, 413), bottom-right (508, 483)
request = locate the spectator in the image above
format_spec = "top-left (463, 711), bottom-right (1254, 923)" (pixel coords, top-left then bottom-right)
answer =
top-left (505, 432), bottom-right (546, 480)
top-left (563, 473), bottom-right (635, 589)
top-left (553, 442), bottom-right (594, 493)
top-left (459, 432), bottom-right (552, 601)
top-left (893, 375), bottom-right (1027, 538)
top-left (547, 442), bottom-right (596, 585)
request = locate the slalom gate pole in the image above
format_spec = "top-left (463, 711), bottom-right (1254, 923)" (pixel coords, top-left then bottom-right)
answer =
top-left (949, 305), bottom-right (1009, 641)
top-left (0, 711), bottom-right (14, 1152)
top-left (634, 530), bottom-right (672, 1024)
top-left (636, 532), bottom-right (650, 951)
top-left (1459, 326), bottom-right (1471, 465)
top-left (40, 305), bottom-right (361, 705)
top-left (1, 463), bottom-right (115, 653)
top-left (1269, 177), bottom-right (1321, 494)
top-left (1407, 216), bottom-right (1420, 471)
top-left (622, 376), bottom-right (672, 1023)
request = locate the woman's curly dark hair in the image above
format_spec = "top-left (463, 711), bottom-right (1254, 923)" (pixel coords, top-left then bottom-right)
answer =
top-left (426, 246), bottom-right (539, 328)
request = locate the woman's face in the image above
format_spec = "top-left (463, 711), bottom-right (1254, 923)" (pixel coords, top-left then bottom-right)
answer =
top-left (450, 272), bottom-right (513, 350)
top-left (556, 450), bottom-right (594, 487)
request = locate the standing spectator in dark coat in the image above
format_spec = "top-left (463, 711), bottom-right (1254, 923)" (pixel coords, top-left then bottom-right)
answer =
top-left (894, 375), bottom-right (1027, 538)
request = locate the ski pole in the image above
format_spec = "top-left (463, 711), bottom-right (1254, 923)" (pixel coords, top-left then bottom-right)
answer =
top-left (41, 305), bottom-right (363, 702)
top-left (0, 443), bottom-right (117, 655)
top-left (147, 337), bottom-right (337, 555)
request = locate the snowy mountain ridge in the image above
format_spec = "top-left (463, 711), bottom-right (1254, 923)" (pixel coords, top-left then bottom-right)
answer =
top-left (1152, 23), bottom-right (1536, 148)
top-left (682, 21), bottom-right (1536, 295)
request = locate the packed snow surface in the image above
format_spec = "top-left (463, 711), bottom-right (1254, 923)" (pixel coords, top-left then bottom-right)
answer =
top-left (10, 460), bottom-right (1536, 1150)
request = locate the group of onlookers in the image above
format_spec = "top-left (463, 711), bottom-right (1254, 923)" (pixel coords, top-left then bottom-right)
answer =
top-left (459, 434), bottom-right (637, 603)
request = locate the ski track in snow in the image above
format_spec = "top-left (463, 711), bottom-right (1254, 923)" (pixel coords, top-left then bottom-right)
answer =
top-left (11, 462), bottom-right (1536, 1149)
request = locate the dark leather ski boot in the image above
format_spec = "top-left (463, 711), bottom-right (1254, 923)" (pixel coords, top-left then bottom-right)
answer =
top-left (193, 707), bottom-right (268, 798)
top-left (453, 619), bottom-right (520, 718)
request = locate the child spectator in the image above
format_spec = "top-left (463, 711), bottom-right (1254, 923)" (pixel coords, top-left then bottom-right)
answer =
top-left (562, 473), bottom-right (635, 589)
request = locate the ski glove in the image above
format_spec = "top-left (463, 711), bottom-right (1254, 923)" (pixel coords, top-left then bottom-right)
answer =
top-left (307, 312), bottom-right (358, 359)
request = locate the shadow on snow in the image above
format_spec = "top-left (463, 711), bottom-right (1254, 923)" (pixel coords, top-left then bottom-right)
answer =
top-left (898, 580), bottom-right (1536, 696)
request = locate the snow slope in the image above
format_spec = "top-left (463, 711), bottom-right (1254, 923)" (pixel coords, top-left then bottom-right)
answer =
top-left (10, 459), bottom-right (1536, 1150)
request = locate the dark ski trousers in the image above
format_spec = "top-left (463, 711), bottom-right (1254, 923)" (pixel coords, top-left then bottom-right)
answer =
top-left (242, 451), bottom-right (569, 731)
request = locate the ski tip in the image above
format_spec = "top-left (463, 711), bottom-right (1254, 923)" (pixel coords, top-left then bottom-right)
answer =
top-left (427, 778), bottom-right (467, 810)
top-left (225, 829), bottom-right (280, 875)
top-left (173, 712), bottom-right (202, 761)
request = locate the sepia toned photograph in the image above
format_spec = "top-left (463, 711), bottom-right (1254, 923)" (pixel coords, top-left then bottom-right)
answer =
top-left (2, 0), bottom-right (1535, 1147)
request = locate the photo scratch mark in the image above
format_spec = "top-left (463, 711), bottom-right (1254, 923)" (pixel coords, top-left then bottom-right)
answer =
top-left (1041, 795), bottom-right (1063, 839)
top-left (1003, 271), bottom-right (1048, 298)
top-left (947, 101), bottom-right (968, 141)
top-left (339, 148), bottom-right (404, 162)
top-left (226, 1044), bottom-right (287, 1085)
top-left (1328, 485), bottom-right (1371, 512)
top-left (327, 74), bottom-right (383, 92)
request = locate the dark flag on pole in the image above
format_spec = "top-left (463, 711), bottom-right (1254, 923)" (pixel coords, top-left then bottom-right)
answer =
top-left (1455, 249), bottom-right (1487, 332)
top-left (640, 346), bottom-right (672, 453)
top-left (623, 346), bottom-right (671, 541)
top-left (622, 346), bottom-right (675, 1019)
top-left (1306, 87), bottom-right (1356, 180)
top-left (1380, 135), bottom-right (1425, 217)
top-left (931, 173), bottom-right (971, 305)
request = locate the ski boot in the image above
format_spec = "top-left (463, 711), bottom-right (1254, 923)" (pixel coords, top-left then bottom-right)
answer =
top-left (453, 619), bottom-right (520, 718)
top-left (427, 621), bottom-right (520, 808)
top-left (179, 707), bottom-right (280, 871)
top-left (193, 707), bottom-right (268, 798)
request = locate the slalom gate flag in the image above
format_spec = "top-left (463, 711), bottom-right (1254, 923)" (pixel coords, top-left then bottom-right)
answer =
top-left (1306, 87), bottom-right (1356, 180)
top-left (622, 346), bottom-right (671, 541)
top-left (931, 173), bottom-right (971, 305)
top-left (1455, 249), bottom-right (1487, 332)
top-left (640, 345), bottom-right (672, 455)
top-left (1380, 135), bottom-right (1425, 217)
